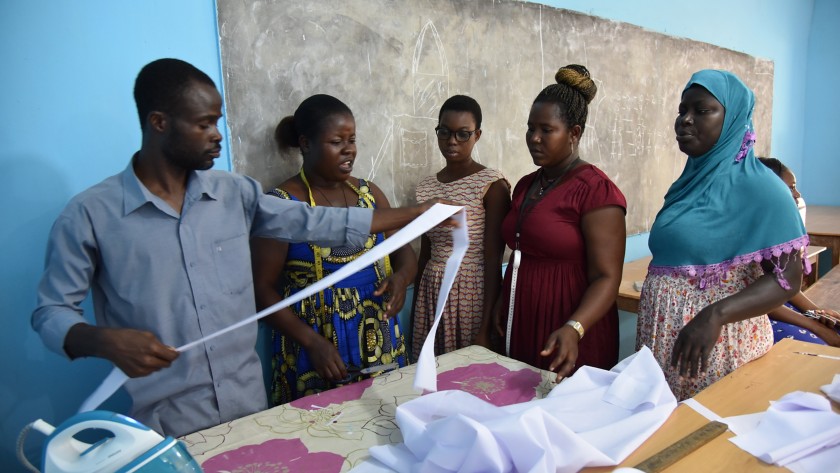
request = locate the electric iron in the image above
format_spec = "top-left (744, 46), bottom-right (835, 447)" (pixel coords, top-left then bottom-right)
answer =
top-left (18, 410), bottom-right (203, 473)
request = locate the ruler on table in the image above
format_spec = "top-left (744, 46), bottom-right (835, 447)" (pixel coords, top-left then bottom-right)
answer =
top-left (633, 420), bottom-right (729, 473)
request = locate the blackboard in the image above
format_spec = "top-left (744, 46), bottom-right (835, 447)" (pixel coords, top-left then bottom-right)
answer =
top-left (217, 0), bottom-right (773, 235)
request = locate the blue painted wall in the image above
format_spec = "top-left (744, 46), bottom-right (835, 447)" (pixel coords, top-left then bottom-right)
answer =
top-left (802, 0), bottom-right (840, 205)
top-left (1, 0), bottom-right (834, 469)
top-left (0, 1), bottom-right (228, 468)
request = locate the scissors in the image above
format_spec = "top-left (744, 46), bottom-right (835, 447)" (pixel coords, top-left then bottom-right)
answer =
top-left (337, 362), bottom-right (400, 384)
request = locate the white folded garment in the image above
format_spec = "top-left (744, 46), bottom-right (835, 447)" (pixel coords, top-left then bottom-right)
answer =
top-left (729, 391), bottom-right (840, 473)
top-left (356, 346), bottom-right (677, 473)
top-left (821, 374), bottom-right (840, 403)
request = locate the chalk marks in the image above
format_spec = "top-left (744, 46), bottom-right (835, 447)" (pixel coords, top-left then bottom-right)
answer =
top-left (370, 21), bottom-right (450, 206)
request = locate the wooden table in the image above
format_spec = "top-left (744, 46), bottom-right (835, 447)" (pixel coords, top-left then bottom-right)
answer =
top-left (617, 256), bottom-right (653, 314)
top-left (182, 341), bottom-right (838, 472)
top-left (805, 263), bottom-right (840, 309)
top-left (618, 246), bottom-right (828, 314)
top-left (584, 338), bottom-right (840, 472)
top-left (805, 245), bottom-right (829, 288)
top-left (181, 346), bottom-right (555, 472)
top-left (807, 205), bottom-right (840, 269)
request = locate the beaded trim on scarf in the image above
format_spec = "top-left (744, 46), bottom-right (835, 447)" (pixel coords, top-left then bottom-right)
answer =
top-left (734, 129), bottom-right (756, 163)
top-left (647, 234), bottom-right (811, 290)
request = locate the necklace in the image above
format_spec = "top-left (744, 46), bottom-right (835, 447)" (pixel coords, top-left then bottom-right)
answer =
top-left (312, 183), bottom-right (349, 207)
top-left (535, 156), bottom-right (581, 198)
top-left (537, 174), bottom-right (557, 196)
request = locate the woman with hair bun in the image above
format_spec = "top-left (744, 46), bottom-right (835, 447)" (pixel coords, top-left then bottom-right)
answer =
top-left (252, 94), bottom-right (415, 404)
top-left (496, 65), bottom-right (627, 380)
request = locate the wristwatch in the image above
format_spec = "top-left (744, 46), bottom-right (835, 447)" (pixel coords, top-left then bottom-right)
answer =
top-left (565, 320), bottom-right (585, 340)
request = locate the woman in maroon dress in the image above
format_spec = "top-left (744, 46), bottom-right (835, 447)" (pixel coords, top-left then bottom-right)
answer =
top-left (496, 65), bottom-right (627, 380)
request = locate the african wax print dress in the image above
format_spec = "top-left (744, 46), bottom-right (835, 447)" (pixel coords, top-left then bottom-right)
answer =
top-left (412, 168), bottom-right (508, 360)
top-left (268, 179), bottom-right (407, 405)
top-left (770, 304), bottom-right (830, 345)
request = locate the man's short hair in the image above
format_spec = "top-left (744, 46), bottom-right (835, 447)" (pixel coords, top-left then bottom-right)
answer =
top-left (133, 58), bottom-right (216, 129)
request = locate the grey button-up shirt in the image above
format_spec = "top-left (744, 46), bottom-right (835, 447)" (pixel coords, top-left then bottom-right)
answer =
top-left (32, 160), bottom-right (372, 437)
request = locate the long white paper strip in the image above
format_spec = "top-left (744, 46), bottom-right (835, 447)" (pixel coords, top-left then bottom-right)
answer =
top-left (79, 204), bottom-right (465, 413)
top-left (413, 209), bottom-right (467, 393)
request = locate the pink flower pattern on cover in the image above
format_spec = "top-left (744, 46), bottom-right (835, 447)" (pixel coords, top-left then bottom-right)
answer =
top-left (290, 378), bottom-right (374, 410)
top-left (201, 438), bottom-right (344, 473)
top-left (437, 363), bottom-right (543, 406)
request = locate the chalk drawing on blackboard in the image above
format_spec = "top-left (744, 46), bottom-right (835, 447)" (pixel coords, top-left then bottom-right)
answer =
top-left (368, 20), bottom-right (477, 206)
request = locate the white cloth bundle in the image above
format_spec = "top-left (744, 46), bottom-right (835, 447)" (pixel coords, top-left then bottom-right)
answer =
top-left (356, 346), bottom-right (677, 473)
top-left (729, 391), bottom-right (840, 473)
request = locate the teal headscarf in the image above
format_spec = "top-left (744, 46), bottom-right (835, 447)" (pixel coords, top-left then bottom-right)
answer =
top-left (648, 70), bottom-right (808, 289)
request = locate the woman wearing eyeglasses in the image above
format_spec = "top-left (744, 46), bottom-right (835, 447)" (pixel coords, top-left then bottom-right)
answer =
top-left (496, 65), bottom-right (626, 381)
top-left (411, 95), bottom-right (511, 360)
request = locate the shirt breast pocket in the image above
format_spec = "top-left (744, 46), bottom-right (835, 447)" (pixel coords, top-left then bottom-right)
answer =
top-left (212, 233), bottom-right (251, 295)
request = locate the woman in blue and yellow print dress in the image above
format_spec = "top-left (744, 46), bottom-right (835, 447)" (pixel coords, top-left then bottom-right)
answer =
top-left (252, 95), bottom-right (414, 405)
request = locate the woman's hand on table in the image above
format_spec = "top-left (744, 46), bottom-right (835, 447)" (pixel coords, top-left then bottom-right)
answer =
top-left (671, 307), bottom-right (723, 380)
top-left (540, 326), bottom-right (580, 382)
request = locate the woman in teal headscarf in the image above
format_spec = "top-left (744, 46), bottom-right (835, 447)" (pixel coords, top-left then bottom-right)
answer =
top-left (636, 70), bottom-right (809, 400)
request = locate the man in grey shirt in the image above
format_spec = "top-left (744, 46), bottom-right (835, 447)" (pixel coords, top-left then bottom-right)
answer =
top-left (32, 58), bottom-right (438, 437)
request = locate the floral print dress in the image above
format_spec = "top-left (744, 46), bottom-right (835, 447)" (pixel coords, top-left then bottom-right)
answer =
top-left (636, 261), bottom-right (774, 400)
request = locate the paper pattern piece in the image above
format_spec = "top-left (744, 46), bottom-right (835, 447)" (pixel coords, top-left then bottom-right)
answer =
top-left (413, 209), bottom-right (468, 393)
top-left (681, 398), bottom-right (724, 423)
top-left (79, 204), bottom-right (465, 413)
top-left (360, 346), bottom-right (677, 473)
top-left (729, 391), bottom-right (840, 473)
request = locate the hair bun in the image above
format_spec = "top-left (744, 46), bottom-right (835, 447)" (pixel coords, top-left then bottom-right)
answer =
top-left (274, 115), bottom-right (299, 150)
top-left (555, 64), bottom-right (597, 104)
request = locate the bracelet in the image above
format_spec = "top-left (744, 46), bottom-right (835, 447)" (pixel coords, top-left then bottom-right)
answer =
top-left (565, 320), bottom-right (584, 340)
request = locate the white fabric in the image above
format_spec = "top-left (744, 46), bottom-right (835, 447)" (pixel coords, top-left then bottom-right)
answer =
top-left (729, 391), bottom-right (840, 472)
top-left (680, 396), bottom-right (761, 436)
top-left (356, 346), bottom-right (677, 473)
top-left (413, 209), bottom-right (468, 393)
top-left (821, 374), bottom-right (840, 403)
top-left (79, 204), bottom-right (466, 412)
top-left (681, 398), bottom-right (724, 423)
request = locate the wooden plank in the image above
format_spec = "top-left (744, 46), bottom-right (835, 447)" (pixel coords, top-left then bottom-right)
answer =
top-left (805, 264), bottom-right (840, 309)
top-left (807, 206), bottom-right (840, 268)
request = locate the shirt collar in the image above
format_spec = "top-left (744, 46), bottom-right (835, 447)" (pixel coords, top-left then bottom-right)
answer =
top-left (121, 154), bottom-right (218, 216)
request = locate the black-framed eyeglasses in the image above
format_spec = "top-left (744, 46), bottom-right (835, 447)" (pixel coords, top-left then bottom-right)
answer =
top-left (435, 126), bottom-right (477, 142)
